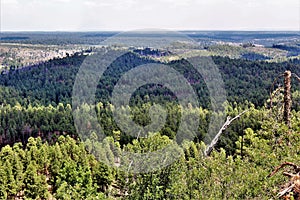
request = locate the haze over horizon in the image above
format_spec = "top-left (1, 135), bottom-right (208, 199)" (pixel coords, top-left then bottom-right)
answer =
top-left (1, 0), bottom-right (300, 32)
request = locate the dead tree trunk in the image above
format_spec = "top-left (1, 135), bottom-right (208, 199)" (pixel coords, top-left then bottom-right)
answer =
top-left (205, 110), bottom-right (248, 156)
top-left (284, 70), bottom-right (292, 128)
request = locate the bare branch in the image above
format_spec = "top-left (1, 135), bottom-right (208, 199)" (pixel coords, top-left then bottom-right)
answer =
top-left (277, 184), bottom-right (295, 198)
top-left (292, 73), bottom-right (300, 82)
top-left (283, 172), bottom-right (295, 178)
top-left (268, 162), bottom-right (300, 178)
top-left (204, 110), bottom-right (248, 156)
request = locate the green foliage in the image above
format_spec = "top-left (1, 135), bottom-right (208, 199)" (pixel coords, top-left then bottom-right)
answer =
top-left (0, 47), bottom-right (300, 199)
top-left (0, 136), bottom-right (113, 199)
top-left (0, 106), bottom-right (299, 199)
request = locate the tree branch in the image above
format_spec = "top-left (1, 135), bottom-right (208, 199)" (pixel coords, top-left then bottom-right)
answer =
top-left (204, 110), bottom-right (248, 156)
top-left (268, 162), bottom-right (300, 178)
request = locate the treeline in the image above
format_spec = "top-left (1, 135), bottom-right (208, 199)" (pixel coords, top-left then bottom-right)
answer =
top-left (241, 52), bottom-right (271, 61)
top-left (272, 44), bottom-right (300, 56)
top-left (0, 100), bottom-right (264, 155)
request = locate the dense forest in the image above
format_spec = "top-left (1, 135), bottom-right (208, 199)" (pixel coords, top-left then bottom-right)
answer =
top-left (1, 51), bottom-right (300, 107)
top-left (0, 48), bottom-right (300, 199)
top-left (1, 108), bottom-right (300, 199)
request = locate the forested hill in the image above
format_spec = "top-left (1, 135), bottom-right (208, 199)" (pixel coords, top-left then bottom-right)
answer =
top-left (0, 51), bottom-right (299, 108)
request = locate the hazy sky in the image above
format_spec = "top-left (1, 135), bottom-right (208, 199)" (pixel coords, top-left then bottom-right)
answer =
top-left (1, 0), bottom-right (300, 31)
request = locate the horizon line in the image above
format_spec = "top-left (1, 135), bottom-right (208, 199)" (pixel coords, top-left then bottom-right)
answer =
top-left (1, 29), bottom-right (300, 33)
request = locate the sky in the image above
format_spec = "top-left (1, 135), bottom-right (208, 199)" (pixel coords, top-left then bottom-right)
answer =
top-left (1, 0), bottom-right (300, 31)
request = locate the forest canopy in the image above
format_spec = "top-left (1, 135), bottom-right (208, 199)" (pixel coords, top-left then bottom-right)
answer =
top-left (0, 47), bottom-right (299, 199)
